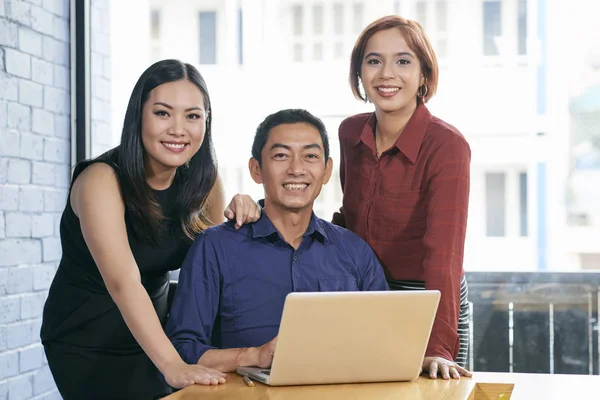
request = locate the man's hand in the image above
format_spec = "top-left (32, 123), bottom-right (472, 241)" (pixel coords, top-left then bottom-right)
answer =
top-left (224, 194), bottom-right (261, 229)
top-left (421, 356), bottom-right (472, 379)
top-left (257, 336), bottom-right (278, 368)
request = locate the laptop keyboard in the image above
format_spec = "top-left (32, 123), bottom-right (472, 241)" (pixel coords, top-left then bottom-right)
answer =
top-left (261, 370), bottom-right (271, 375)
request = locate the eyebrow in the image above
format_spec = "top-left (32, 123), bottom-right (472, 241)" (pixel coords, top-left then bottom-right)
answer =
top-left (269, 143), bottom-right (323, 152)
top-left (153, 102), bottom-right (203, 112)
top-left (364, 52), bottom-right (415, 59)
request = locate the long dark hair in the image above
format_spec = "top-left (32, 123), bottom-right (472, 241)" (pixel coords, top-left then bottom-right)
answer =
top-left (109, 59), bottom-right (217, 244)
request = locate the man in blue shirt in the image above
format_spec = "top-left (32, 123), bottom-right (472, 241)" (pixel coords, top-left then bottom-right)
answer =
top-left (166, 109), bottom-right (388, 373)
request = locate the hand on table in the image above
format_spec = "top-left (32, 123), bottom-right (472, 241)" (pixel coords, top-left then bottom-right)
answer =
top-left (421, 357), bottom-right (472, 380)
top-left (163, 360), bottom-right (227, 388)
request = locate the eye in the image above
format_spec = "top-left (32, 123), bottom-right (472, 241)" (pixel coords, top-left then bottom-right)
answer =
top-left (154, 110), bottom-right (169, 117)
top-left (306, 153), bottom-right (319, 160)
top-left (187, 113), bottom-right (202, 120)
top-left (397, 59), bottom-right (410, 65)
top-left (273, 153), bottom-right (288, 159)
top-left (366, 59), bottom-right (381, 65)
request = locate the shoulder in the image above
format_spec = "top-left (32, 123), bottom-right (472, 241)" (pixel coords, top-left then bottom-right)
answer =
top-left (339, 112), bottom-right (372, 140)
top-left (319, 218), bottom-right (373, 254)
top-left (73, 162), bottom-right (120, 195)
top-left (194, 220), bottom-right (249, 247)
top-left (426, 116), bottom-right (471, 157)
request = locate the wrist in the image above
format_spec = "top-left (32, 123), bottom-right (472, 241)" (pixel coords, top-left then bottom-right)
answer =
top-left (157, 351), bottom-right (184, 375)
top-left (237, 347), bottom-right (260, 367)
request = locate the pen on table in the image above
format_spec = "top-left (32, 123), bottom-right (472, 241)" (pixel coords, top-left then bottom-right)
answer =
top-left (243, 375), bottom-right (255, 387)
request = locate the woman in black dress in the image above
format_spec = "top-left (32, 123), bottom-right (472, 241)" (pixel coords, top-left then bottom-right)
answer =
top-left (40, 59), bottom-right (260, 400)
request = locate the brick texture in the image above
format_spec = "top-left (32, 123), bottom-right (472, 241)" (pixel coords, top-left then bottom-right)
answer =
top-left (0, 1), bottom-right (111, 398)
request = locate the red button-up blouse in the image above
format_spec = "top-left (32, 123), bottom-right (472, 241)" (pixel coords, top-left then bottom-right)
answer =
top-left (332, 104), bottom-right (471, 361)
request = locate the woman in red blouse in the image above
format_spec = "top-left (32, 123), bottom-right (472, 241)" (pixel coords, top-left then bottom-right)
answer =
top-left (332, 15), bottom-right (472, 380)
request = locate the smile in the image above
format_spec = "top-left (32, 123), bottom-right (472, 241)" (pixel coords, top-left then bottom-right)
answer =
top-left (161, 142), bottom-right (189, 153)
top-left (377, 87), bottom-right (399, 93)
top-left (283, 183), bottom-right (309, 191)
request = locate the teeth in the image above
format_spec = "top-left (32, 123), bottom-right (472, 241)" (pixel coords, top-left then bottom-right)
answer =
top-left (283, 184), bottom-right (308, 190)
top-left (378, 87), bottom-right (399, 93)
top-left (163, 143), bottom-right (186, 149)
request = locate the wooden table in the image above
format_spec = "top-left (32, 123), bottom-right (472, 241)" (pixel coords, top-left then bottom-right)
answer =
top-left (163, 372), bottom-right (600, 399)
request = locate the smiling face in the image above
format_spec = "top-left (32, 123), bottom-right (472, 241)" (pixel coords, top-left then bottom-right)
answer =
top-left (360, 28), bottom-right (424, 114)
top-left (249, 122), bottom-right (333, 215)
top-left (140, 79), bottom-right (207, 175)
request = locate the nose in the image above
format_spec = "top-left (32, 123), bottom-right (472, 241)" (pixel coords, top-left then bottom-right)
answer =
top-left (167, 116), bottom-right (185, 136)
top-left (380, 60), bottom-right (395, 79)
top-left (286, 156), bottom-right (305, 176)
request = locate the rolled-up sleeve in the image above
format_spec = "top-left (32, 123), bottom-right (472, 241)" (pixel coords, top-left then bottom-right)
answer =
top-left (165, 234), bottom-right (220, 364)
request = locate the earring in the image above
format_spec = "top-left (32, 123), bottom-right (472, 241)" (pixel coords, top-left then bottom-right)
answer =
top-left (418, 84), bottom-right (428, 102)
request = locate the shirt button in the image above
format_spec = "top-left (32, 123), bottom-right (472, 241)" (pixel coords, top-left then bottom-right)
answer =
top-left (293, 255), bottom-right (298, 261)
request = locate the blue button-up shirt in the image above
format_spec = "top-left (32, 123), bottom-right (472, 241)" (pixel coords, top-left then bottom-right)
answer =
top-left (166, 212), bottom-right (389, 365)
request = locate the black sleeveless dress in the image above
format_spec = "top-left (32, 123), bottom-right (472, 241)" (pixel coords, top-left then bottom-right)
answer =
top-left (41, 150), bottom-right (192, 400)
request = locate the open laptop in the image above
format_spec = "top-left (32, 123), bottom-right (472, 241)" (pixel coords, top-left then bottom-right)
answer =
top-left (236, 290), bottom-right (440, 386)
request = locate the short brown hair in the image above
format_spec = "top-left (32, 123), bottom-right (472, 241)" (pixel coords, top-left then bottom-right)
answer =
top-left (349, 15), bottom-right (439, 104)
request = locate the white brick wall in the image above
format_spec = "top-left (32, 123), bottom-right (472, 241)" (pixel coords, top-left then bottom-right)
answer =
top-left (1, 1), bottom-right (112, 398)
top-left (0, 1), bottom-right (112, 399)
top-left (90, 0), bottom-right (111, 157)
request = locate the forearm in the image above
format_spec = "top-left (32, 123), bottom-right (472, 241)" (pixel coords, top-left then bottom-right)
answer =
top-left (111, 281), bottom-right (183, 373)
top-left (423, 272), bottom-right (460, 360)
top-left (199, 347), bottom-right (260, 372)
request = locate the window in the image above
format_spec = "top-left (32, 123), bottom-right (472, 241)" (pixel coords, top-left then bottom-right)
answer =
top-left (198, 11), bottom-right (217, 64)
top-left (517, 0), bottom-right (527, 55)
top-left (333, 3), bottom-right (344, 35)
top-left (150, 9), bottom-right (160, 40)
top-left (352, 3), bottom-right (364, 33)
top-left (416, 1), bottom-right (427, 27)
top-left (519, 172), bottom-right (528, 236)
top-left (238, 8), bottom-right (243, 64)
top-left (313, 43), bottom-right (323, 61)
top-left (486, 172), bottom-right (506, 236)
top-left (394, 0), bottom-right (401, 15)
top-left (292, 5), bottom-right (303, 36)
top-left (435, 1), bottom-right (448, 57)
top-left (414, 1), bottom-right (449, 59)
top-left (293, 43), bottom-right (303, 62)
top-left (312, 4), bottom-right (323, 35)
top-left (483, 0), bottom-right (502, 56)
top-left (334, 42), bottom-right (344, 59)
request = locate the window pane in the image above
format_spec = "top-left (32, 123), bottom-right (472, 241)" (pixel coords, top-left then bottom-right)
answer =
top-left (199, 11), bottom-right (217, 64)
top-left (334, 41), bottom-right (344, 59)
top-left (437, 38), bottom-right (447, 58)
top-left (518, 0), bottom-right (527, 55)
top-left (436, 1), bottom-right (447, 32)
top-left (333, 3), bottom-right (344, 35)
top-left (292, 5), bottom-right (303, 36)
top-left (353, 3), bottom-right (364, 33)
top-left (238, 8), bottom-right (243, 64)
top-left (312, 5), bottom-right (323, 35)
top-left (293, 43), bottom-right (303, 62)
top-left (519, 172), bottom-right (528, 236)
top-left (150, 9), bottom-right (160, 40)
top-left (416, 1), bottom-right (427, 29)
top-left (483, 1), bottom-right (502, 56)
top-left (486, 172), bottom-right (506, 236)
top-left (313, 42), bottom-right (323, 61)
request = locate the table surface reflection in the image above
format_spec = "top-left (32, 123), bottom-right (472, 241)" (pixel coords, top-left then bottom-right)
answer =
top-left (163, 371), bottom-right (600, 399)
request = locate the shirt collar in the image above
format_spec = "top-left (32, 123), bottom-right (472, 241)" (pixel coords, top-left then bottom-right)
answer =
top-left (251, 200), bottom-right (329, 243)
top-left (354, 103), bottom-right (432, 164)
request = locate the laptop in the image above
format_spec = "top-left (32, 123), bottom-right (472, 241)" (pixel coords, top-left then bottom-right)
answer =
top-left (236, 290), bottom-right (440, 386)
